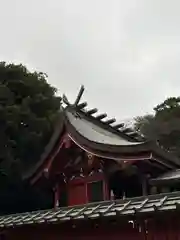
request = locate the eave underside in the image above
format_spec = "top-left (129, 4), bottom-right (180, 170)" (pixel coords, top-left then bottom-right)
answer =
top-left (151, 169), bottom-right (180, 185)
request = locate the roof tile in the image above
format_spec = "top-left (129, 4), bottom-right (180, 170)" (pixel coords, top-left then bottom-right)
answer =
top-left (1, 192), bottom-right (180, 228)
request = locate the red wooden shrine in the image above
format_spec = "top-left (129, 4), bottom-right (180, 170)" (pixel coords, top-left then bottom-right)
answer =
top-left (1, 86), bottom-right (180, 239)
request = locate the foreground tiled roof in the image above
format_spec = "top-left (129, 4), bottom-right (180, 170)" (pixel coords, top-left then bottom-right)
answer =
top-left (1, 192), bottom-right (180, 228)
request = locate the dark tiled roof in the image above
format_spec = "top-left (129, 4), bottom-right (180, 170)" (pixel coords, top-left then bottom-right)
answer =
top-left (1, 192), bottom-right (180, 229)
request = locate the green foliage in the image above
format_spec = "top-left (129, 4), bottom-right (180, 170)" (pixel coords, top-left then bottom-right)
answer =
top-left (0, 62), bottom-right (61, 179)
top-left (134, 114), bottom-right (155, 139)
top-left (134, 97), bottom-right (180, 157)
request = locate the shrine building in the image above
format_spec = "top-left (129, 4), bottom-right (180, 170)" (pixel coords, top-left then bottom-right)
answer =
top-left (1, 86), bottom-right (180, 239)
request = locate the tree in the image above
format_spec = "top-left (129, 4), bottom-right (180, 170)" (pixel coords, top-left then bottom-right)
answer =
top-left (134, 114), bottom-right (155, 139)
top-left (0, 62), bottom-right (61, 180)
top-left (134, 97), bottom-right (180, 157)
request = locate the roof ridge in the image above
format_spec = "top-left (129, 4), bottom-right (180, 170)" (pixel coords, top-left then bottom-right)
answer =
top-left (62, 85), bottom-right (144, 142)
top-left (76, 103), bottom-right (144, 142)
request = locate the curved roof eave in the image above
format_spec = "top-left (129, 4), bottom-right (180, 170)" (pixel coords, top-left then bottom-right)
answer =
top-left (68, 133), bottom-right (151, 161)
top-left (64, 109), bottom-right (149, 153)
top-left (66, 120), bottom-right (150, 154)
top-left (24, 107), bottom-right (180, 181)
top-left (64, 109), bottom-right (180, 168)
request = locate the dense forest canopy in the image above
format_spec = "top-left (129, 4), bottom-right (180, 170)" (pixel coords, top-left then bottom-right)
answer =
top-left (0, 62), bottom-right (61, 213)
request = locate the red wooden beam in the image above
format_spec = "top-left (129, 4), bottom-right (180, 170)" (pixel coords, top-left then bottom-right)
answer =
top-left (31, 134), bottom-right (68, 184)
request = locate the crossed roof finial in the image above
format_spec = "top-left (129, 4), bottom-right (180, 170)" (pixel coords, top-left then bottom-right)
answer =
top-left (62, 85), bottom-right (85, 108)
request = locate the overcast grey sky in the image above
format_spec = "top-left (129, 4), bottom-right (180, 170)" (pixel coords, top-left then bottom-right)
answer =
top-left (1, 0), bottom-right (180, 122)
